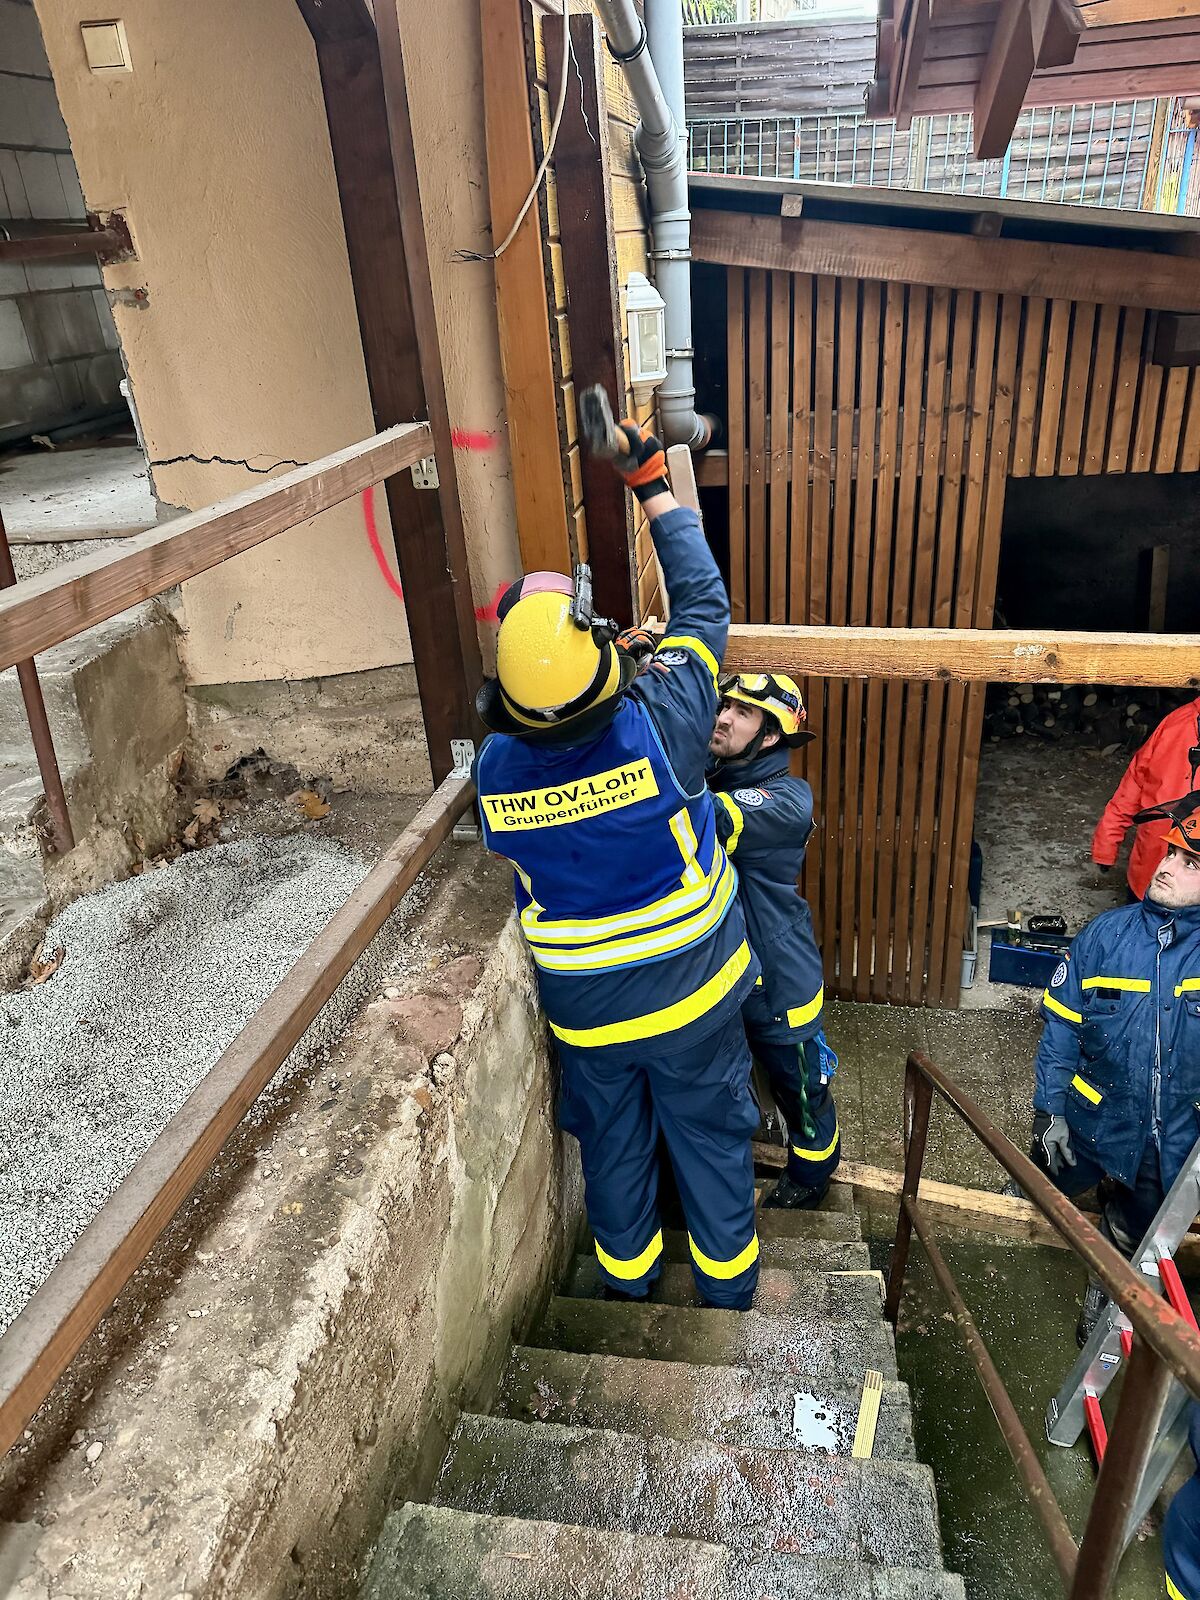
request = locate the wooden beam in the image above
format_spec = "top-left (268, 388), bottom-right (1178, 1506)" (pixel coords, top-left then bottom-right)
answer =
top-left (0, 776), bottom-right (474, 1460)
top-left (544, 12), bottom-right (637, 627)
top-left (299, 0), bottom-right (483, 781)
top-left (481, 0), bottom-right (571, 573)
top-left (974, 0), bottom-right (1041, 156)
top-left (1073, 0), bottom-right (1200, 23)
top-left (755, 1145), bottom-right (1200, 1262)
top-left (0, 424), bottom-right (432, 674)
top-left (723, 622), bottom-right (1200, 686)
top-left (691, 209), bottom-right (1200, 314)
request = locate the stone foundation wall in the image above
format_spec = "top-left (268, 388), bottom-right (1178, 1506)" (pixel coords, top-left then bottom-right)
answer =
top-left (0, 849), bottom-right (582, 1599)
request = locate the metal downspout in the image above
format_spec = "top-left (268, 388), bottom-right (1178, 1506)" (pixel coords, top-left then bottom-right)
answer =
top-left (591, 0), bottom-right (717, 449)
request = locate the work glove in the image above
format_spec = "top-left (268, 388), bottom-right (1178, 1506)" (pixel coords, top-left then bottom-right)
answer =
top-left (613, 420), bottom-right (669, 504)
top-left (1031, 1111), bottom-right (1076, 1177)
top-left (616, 625), bottom-right (656, 673)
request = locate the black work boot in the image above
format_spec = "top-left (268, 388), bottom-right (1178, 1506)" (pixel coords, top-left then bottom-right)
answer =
top-left (762, 1172), bottom-right (830, 1210)
top-left (601, 1284), bottom-right (648, 1303)
top-left (1076, 1276), bottom-right (1110, 1348)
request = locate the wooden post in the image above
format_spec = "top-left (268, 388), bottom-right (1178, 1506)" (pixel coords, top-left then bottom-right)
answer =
top-left (543, 11), bottom-right (638, 627)
top-left (481, 0), bottom-right (572, 575)
top-left (296, 0), bottom-right (482, 783)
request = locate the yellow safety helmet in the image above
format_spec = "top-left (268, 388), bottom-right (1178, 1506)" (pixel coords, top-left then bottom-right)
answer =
top-left (477, 567), bottom-right (636, 737)
top-left (719, 671), bottom-right (814, 747)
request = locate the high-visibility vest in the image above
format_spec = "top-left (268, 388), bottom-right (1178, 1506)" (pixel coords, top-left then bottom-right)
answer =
top-left (477, 697), bottom-right (753, 1053)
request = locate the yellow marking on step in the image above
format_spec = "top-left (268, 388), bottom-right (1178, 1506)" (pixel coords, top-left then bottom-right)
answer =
top-left (852, 1369), bottom-right (884, 1460)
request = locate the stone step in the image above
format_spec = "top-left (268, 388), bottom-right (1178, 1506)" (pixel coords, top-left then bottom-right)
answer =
top-left (497, 1346), bottom-right (917, 1460)
top-left (754, 1204), bottom-right (862, 1241)
top-left (362, 1502), bottom-right (727, 1599)
top-left (563, 1255), bottom-right (884, 1321)
top-left (434, 1414), bottom-right (944, 1570)
top-left (530, 1296), bottom-right (898, 1380)
top-left (364, 1504), bottom-right (966, 1600)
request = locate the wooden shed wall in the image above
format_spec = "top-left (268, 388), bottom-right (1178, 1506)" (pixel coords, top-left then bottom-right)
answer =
top-left (720, 248), bottom-right (1200, 1007)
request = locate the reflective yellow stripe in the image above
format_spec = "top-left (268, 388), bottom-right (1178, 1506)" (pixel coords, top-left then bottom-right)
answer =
top-left (529, 859), bottom-right (737, 971)
top-left (1043, 991), bottom-right (1083, 1024)
top-left (522, 861), bottom-right (722, 945)
top-left (659, 634), bottom-right (720, 691)
top-left (1082, 976), bottom-right (1151, 992)
top-left (688, 1230), bottom-right (760, 1280)
top-left (715, 791), bottom-right (745, 855)
top-left (1072, 1074), bottom-right (1103, 1105)
top-left (1167, 1573), bottom-right (1189, 1600)
top-left (793, 1120), bottom-right (840, 1162)
top-left (595, 1229), bottom-right (663, 1281)
top-left (786, 986), bottom-right (825, 1030)
top-left (550, 940), bottom-right (753, 1047)
top-left (1176, 978), bottom-right (1200, 997)
top-left (669, 807), bottom-right (706, 887)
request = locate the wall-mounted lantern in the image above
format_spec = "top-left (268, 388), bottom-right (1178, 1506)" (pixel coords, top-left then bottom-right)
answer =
top-left (625, 271), bottom-right (668, 407)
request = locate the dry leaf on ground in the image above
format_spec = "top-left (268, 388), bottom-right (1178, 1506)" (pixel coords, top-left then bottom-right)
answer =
top-left (27, 944), bottom-right (66, 987)
top-left (193, 798), bottom-right (222, 826)
top-left (289, 788), bottom-right (332, 820)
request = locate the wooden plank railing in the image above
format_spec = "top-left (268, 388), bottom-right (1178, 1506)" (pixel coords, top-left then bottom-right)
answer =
top-left (0, 421), bottom-right (433, 672)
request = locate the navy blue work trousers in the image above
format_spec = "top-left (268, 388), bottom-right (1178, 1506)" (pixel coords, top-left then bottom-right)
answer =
top-left (556, 1010), bottom-right (760, 1310)
top-left (743, 988), bottom-right (840, 1187)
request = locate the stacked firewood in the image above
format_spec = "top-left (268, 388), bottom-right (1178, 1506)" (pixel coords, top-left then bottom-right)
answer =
top-left (983, 685), bottom-right (1194, 749)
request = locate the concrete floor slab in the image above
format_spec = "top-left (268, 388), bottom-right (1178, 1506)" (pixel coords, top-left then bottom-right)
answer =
top-left (0, 442), bottom-right (153, 540)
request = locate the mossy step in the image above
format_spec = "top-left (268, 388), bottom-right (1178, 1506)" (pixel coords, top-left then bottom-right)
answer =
top-left (363, 1504), bottom-right (966, 1600)
top-left (530, 1296), bottom-right (898, 1379)
top-left (563, 1256), bottom-right (883, 1320)
top-left (434, 1415), bottom-right (943, 1569)
top-left (497, 1346), bottom-right (916, 1459)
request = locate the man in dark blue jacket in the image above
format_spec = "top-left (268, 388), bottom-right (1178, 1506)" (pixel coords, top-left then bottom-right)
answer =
top-left (1029, 791), bottom-right (1200, 1341)
top-left (707, 672), bottom-right (841, 1210)
top-left (474, 421), bottom-right (761, 1310)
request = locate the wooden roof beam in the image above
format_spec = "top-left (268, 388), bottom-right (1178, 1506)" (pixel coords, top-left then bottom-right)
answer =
top-left (1073, 0), bottom-right (1200, 24)
top-left (974, 0), bottom-right (1080, 160)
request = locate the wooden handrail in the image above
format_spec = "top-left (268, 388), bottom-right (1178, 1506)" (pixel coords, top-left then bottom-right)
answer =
top-left (723, 623), bottom-right (1200, 687)
top-left (0, 421), bottom-right (433, 672)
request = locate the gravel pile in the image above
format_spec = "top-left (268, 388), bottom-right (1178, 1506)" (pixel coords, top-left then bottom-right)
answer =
top-left (0, 831), bottom-right (374, 1334)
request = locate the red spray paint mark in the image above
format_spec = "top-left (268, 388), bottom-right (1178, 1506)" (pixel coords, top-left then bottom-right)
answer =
top-left (451, 428), bottom-right (499, 452)
top-left (364, 486), bottom-right (509, 625)
top-left (362, 485), bottom-right (405, 601)
top-left (474, 581), bottom-right (508, 624)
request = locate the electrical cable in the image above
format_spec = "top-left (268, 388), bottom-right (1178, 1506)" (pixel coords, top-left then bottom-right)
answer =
top-left (455, 0), bottom-right (571, 263)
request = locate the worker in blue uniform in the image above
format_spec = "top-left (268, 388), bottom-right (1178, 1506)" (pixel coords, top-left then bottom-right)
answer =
top-left (707, 672), bottom-right (841, 1209)
top-left (1165, 1403), bottom-right (1200, 1600)
top-left (1028, 791), bottom-right (1200, 1343)
top-left (473, 418), bottom-right (761, 1311)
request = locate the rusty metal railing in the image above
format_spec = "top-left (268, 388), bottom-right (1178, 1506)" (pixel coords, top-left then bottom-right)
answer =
top-left (884, 1049), bottom-right (1200, 1600)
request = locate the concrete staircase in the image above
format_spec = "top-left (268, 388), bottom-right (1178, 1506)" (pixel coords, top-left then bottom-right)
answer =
top-left (0, 604), bottom-right (187, 982)
top-left (362, 1180), bottom-right (965, 1600)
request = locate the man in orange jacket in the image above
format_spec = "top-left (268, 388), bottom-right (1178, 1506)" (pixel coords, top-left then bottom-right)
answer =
top-left (1092, 696), bottom-right (1200, 899)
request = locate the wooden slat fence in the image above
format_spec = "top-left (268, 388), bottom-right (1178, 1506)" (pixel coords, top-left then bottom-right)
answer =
top-left (723, 262), bottom-right (1199, 1006)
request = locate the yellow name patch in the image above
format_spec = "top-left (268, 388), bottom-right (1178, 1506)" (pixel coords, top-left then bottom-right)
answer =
top-left (482, 759), bottom-right (659, 831)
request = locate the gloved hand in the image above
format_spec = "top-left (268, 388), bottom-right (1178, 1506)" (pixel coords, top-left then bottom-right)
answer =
top-left (616, 625), bottom-right (656, 673)
top-left (1032, 1111), bottom-right (1076, 1176)
top-left (613, 420), bottom-right (669, 504)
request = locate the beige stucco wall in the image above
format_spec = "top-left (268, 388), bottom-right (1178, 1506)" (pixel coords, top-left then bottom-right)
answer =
top-left (32, 0), bottom-right (520, 685)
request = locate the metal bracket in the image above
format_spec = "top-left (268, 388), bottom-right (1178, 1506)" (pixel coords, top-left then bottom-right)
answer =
top-left (410, 455), bottom-right (439, 490)
top-left (450, 739), bottom-right (481, 840)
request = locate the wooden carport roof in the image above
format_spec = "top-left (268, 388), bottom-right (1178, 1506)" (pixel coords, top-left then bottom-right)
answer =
top-left (870, 0), bottom-right (1200, 159)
